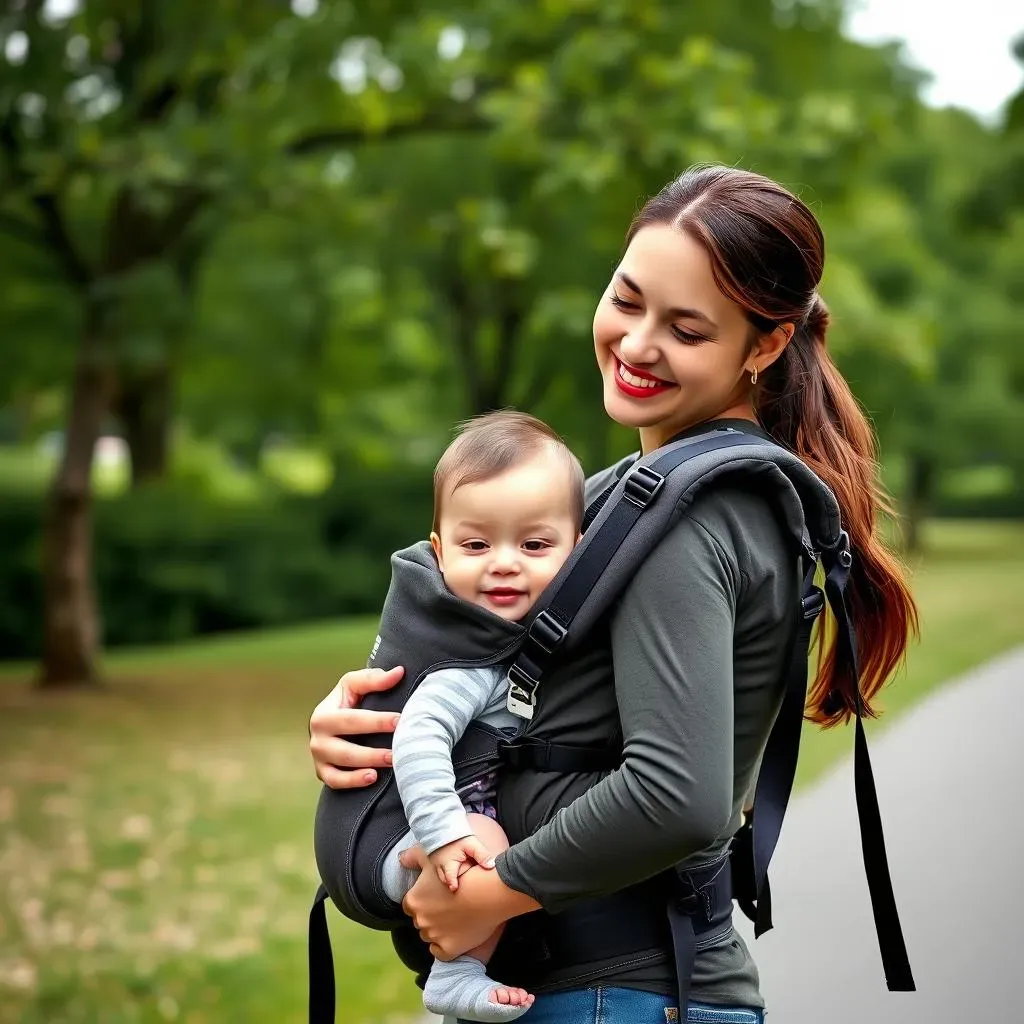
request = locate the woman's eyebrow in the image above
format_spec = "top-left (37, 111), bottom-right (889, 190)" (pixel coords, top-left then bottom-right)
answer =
top-left (616, 272), bottom-right (718, 331)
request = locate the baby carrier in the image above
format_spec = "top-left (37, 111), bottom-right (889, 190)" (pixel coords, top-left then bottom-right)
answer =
top-left (308, 427), bottom-right (915, 1023)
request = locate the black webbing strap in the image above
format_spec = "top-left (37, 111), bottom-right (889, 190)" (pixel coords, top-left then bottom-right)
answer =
top-left (750, 534), bottom-right (914, 990)
top-left (667, 856), bottom-right (733, 1015)
top-left (507, 432), bottom-right (764, 716)
top-left (749, 558), bottom-right (822, 937)
top-left (497, 736), bottom-right (621, 773)
top-left (821, 538), bottom-right (916, 992)
top-left (309, 884), bottom-right (335, 1024)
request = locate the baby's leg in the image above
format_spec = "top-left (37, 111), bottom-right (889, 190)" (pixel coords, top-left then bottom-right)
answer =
top-left (422, 814), bottom-right (534, 1022)
top-left (380, 830), bottom-right (420, 905)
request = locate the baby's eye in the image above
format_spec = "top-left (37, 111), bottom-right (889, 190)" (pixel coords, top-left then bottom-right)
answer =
top-left (523, 539), bottom-right (552, 552)
top-left (461, 540), bottom-right (488, 552)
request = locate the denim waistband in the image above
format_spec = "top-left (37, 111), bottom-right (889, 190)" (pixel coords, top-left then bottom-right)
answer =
top-left (457, 986), bottom-right (765, 1024)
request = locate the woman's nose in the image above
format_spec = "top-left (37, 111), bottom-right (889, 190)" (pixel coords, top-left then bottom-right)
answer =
top-left (617, 324), bottom-right (660, 366)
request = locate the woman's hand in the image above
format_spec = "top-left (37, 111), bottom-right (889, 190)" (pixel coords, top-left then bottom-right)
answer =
top-left (309, 666), bottom-right (404, 789)
top-left (399, 844), bottom-right (541, 960)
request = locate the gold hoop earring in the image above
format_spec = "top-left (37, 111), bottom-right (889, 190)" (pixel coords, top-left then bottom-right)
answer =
top-left (750, 366), bottom-right (758, 386)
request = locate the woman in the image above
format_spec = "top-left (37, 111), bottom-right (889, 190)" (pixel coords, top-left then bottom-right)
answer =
top-left (308, 165), bottom-right (916, 1023)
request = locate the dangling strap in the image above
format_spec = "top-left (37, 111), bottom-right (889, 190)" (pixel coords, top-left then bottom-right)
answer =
top-left (822, 535), bottom-right (916, 992)
top-left (751, 532), bottom-right (915, 992)
top-left (309, 884), bottom-right (335, 1023)
top-left (507, 431), bottom-right (763, 718)
top-left (749, 557), bottom-right (822, 937)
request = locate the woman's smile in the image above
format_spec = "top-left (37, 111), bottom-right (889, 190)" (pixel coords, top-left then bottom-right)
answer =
top-left (614, 356), bottom-right (676, 399)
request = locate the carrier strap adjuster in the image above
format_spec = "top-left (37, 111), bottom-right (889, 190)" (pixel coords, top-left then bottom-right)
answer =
top-left (801, 586), bottom-right (825, 621)
top-left (526, 610), bottom-right (568, 655)
top-left (623, 466), bottom-right (665, 508)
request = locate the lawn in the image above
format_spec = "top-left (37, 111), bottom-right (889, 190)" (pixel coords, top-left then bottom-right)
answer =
top-left (1, 520), bottom-right (1022, 1024)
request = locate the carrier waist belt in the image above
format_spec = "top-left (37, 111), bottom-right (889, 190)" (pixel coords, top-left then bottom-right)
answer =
top-left (493, 857), bottom-right (733, 1009)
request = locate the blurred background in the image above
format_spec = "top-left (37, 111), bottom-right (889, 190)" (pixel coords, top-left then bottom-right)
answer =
top-left (1, 1), bottom-right (1022, 1022)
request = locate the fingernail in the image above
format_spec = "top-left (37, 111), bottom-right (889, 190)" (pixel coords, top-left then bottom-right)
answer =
top-left (384, 751), bottom-right (393, 765)
top-left (483, 859), bottom-right (496, 869)
top-left (363, 771), bottom-right (376, 784)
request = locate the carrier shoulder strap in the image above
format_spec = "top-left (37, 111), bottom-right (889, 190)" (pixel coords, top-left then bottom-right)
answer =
top-left (501, 431), bottom-right (915, 993)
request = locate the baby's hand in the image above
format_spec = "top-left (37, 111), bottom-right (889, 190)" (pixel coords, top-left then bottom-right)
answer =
top-left (428, 835), bottom-right (495, 892)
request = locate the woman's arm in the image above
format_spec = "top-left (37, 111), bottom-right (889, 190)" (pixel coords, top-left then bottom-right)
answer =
top-left (495, 500), bottom-right (747, 912)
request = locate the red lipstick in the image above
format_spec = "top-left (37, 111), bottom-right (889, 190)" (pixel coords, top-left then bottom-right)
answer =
top-left (613, 358), bottom-right (675, 399)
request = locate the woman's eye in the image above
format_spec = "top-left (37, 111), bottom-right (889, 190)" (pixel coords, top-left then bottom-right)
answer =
top-left (610, 294), bottom-right (639, 311)
top-left (671, 326), bottom-right (708, 345)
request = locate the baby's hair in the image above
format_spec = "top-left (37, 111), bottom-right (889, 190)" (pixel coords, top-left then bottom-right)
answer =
top-left (432, 410), bottom-right (585, 533)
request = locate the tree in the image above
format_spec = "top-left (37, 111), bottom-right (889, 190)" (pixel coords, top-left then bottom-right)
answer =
top-left (0, 1), bottom-right (485, 684)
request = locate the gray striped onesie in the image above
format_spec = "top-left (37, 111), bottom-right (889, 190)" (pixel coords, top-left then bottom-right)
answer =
top-left (381, 664), bottom-right (518, 900)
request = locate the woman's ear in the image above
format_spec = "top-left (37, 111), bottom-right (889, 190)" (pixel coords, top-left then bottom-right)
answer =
top-left (750, 322), bottom-right (795, 376)
top-left (429, 531), bottom-right (444, 571)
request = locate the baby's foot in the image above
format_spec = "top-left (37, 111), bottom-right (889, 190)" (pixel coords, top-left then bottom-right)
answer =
top-left (423, 955), bottom-right (533, 1022)
top-left (490, 985), bottom-right (535, 1012)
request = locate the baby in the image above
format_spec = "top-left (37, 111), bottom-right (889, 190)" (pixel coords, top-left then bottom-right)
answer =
top-left (380, 409), bottom-right (585, 1023)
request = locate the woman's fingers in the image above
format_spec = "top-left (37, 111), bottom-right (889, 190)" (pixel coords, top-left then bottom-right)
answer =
top-left (312, 705), bottom-right (400, 738)
top-left (308, 667), bottom-right (404, 789)
top-left (338, 665), bottom-right (405, 707)
top-left (310, 728), bottom-right (395, 766)
top-left (315, 763), bottom-right (381, 790)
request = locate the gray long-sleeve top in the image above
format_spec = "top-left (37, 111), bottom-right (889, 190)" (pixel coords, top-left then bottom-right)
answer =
top-left (495, 427), bottom-right (799, 1005)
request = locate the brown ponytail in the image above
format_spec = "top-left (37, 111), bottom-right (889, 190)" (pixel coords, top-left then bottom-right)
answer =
top-left (629, 166), bottom-right (918, 726)
top-left (757, 297), bottom-right (918, 725)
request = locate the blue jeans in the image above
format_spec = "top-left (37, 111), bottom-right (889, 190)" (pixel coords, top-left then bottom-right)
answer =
top-left (458, 986), bottom-right (765, 1023)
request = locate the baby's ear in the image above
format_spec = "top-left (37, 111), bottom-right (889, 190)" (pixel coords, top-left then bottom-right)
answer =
top-left (429, 531), bottom-right (444, 570)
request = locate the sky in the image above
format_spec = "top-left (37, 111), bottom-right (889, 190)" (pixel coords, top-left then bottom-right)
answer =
top-left (845, 0), bottom-right (1022, 121)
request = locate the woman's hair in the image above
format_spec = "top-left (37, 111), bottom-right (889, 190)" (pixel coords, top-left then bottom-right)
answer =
top-left (433, 409), bottom-right (586, 534)
top-left (628, 165), bottom-right (917, 726)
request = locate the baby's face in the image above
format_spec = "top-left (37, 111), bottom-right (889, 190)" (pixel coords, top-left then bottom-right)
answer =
top-left (430, 451), bottom-right (579, 622)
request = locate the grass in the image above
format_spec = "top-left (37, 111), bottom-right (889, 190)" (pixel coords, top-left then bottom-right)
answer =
top-left (1, 520), bottom-right (1022, 1023)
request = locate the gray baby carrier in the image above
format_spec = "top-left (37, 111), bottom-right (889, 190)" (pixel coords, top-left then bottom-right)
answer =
top-left (309, 427), bottom-right (915, 1023)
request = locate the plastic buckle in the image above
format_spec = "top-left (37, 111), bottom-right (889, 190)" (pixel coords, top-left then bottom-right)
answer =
top-left (821, 528), bottom-right (853, 568)
top-left (527, 610), bottom-right (567, 655)
top-left (623, 466), bottom-right (665, 509)
top-left (674, 891), bottom-right (701, 916)
top-left (801, 586), bottom-right (825, 620)
top-left (506, 663), bottom-right (538, 720)
top-left (496, 738), bottom-right (520, 767)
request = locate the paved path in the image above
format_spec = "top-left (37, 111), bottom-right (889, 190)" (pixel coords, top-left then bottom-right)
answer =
top-left (418, 646), bottom-right (1024, 1023)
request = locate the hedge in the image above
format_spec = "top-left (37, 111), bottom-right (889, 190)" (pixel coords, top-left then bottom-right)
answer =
top-left (0, 464), bottom-right (435, 660)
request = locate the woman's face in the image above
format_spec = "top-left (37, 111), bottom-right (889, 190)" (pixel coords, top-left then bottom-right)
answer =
top-left (593, 224), bottom-right (761, 453)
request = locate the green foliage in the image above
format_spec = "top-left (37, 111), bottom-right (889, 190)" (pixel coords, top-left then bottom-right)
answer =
top-left (1, 0), bottom-right (1023, 665)
top-left (0, 462), bottom-right (436, 659)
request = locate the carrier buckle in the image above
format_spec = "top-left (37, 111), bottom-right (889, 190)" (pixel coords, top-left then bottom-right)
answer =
top-left (506, 663), bottom-right (538, 720)
top-left (821, 528), bottom-right (853, 568)
top-left (801, 586), bottom-right (825, 621)
top-left (527, 610), bottom-right (567, 655)
top-left (623, 466), bottom-right (665, 509)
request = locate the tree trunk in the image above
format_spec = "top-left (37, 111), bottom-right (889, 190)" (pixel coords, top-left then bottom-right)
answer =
top-left (39, 324), bottom-right (115, 688)
top-left (117, 366), bottom-right (172, 484)
top-left (902, 452), bottom-right (935, 556)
